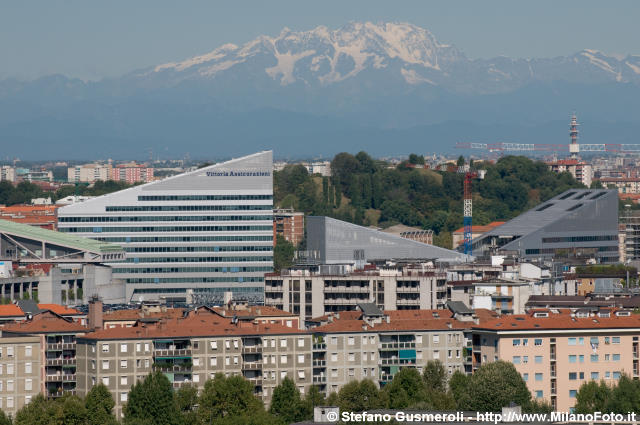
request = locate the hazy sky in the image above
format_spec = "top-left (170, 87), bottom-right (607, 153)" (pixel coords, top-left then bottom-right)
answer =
top-left (1, 0), bottom-right (638, 81)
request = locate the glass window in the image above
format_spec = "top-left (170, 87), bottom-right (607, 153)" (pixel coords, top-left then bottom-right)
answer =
top-left (512, 356), bottom-right (521, 364)
top-left (512, 339), bottom-right (521, 346)
top-left (535, 373), bottom-right (543, 381)
top-left (535, 390), bottom-right (543, 398)
top-left (569, 372), bottom-right (577, 380)
top-left (612, 337), bottom-right (621, 344)
top-left (523, 373), bottom-right (528, 381)
top-left (591, 372), bottom-right (599, 380)
top-left (535, 356), bottom-right (543, 363)
top-left (613, 372), bottom-right (621, 379)
top-left (569, 390), bottom-right (577, 398)
top-left (613, 354), bottom-right (621, 361)
top-left (568, 338), bottom-right (577, 346)
top-left (522, 339), bottom-right (528, 346)
top-left (534, 339), bottom-right (542, 346)
top-left (591, 354), bottom-right (599, 362)
top-left (579, 355), bottom-right (584, 363)
top-left (569, 355), bottom-right (577, 363)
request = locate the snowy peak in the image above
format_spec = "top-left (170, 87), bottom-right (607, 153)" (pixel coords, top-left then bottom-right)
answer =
top-left (148, 22), bottom-right (640, 90)
top-left (152, 21), bottom-right (464, 85)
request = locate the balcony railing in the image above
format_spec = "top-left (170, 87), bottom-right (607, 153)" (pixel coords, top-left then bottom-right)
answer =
top-left (379, 374), bottom-right (393, 382)
top-left (379, 342), bottom-right (415, 350)
top-left (380, 358), bottom-right (416, 365)
top-left (46, 358), bottom-right (75, 366)
top-left (45, 374), bottom-right (76, 382)
top-left (313, 376), bottom-right (327, 383)
top-left (46, 343), bottom-right (75, 351)
top-left (48, 389), bottom-right (76, 398)
top-left (153, 364), bottom-right (192, 372)
top-left (172, 381), bottom-right (192, 389)
top-left (242, 346), bottom-right (263, 354)
top-left (312, 343), bottom-right (326, 351)
top-left (313, 359), bottom-right (326, 367)
top-left (242, 362), bottom-right (262, 370)
top-left (154, 348), bottom-right (192, 357)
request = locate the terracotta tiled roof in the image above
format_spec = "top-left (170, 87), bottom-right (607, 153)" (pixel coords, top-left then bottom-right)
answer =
top-left (80, 315), bottom-right (304, 341)
top-left (452, 221), bottom-right (506, 235)
top-left (2, 311), bottom-right (88, 334)
top-left (0, 305), bottom-right (26, 318)
top-left (103, 308), bottom-right (184, 321)
top-left (384, 309), bottom-right (453, 320)
top-left (38, 304), bottom-right (82, 316)
top-left (212, 306), bottom-right (297, 318)
top-left (473, 311), bottom-right (640, 331)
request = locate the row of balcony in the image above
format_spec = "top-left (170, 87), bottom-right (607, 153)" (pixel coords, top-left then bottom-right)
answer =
top-left (380, 358), bottom-right (416, 365)
top-left (45, 374), bottom-right (76, 382)
top-left (379, 342), bottom-right (416, 349)
top-left (154, 348), bottom-right (192, 357)
top-left (48, 389), bottom-right (76, 398)
top-left (46, 343), bottom-right (75, 351)
top-left (242, 346), bottom-right (262, 354)
top-left (46, 358), bottom-right (75, 366)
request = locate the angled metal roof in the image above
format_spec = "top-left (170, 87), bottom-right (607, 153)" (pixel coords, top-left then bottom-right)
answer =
top-left (357, 303), bottom-right (384, 317)
top-left (477, 189), bottom-right (614, 238)
top-left (0, 219), bottom-right (123, 255)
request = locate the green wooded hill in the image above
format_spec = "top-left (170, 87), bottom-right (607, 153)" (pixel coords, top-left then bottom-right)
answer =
top-left (274, 153), bottom-right (585, 248)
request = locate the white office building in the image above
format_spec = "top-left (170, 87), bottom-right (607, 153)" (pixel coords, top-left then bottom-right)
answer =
top-left (57, 151), bottom-right (274, 303)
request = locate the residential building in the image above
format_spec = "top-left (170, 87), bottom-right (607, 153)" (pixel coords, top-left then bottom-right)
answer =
top-left (449, 278), bottom-right (531, 314)
top-left (0, 205), bottom-right (58, 230)
top-left (75, 308), bottom-right (309, 418)
top-left (75, 304), bottom-right (469, 418)
top-left (265, 263), bottom-right (448, 323)
top-left (0, 336), bottom-right (41, 417)
top-left (547, 159), bottom-right (593, 187)
top-left (273, 209), bottom-right (304, 247)
top-left (470, 189), bottom-right (619, 263)
top-left (600, 177), bottom-right (640, 194)
top-left (109, 164), bottom-right (154, 184)
top-left (0, 166), bottom-right (16, 183)
top-left (16, 169), bottom-right (53, 182)
top-left (57, 151), bottom-right (274, 303)
top-left (1, 311), bottom-right (88, 400)
top-left (309, 305), bottom-right (468, 394)
top-left (0, 302), bottom-right (83, 324)
top-left (67, 164), bottom-right (110, 183)
top-left (472, 309), bottom-right (640, 411)
top-left (305, 216), bottom-right (469, 266)
top-left (452, 222), bottom-right (505, 249)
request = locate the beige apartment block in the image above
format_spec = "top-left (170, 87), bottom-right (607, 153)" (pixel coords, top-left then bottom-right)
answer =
top-left (76, 308), bottom-right (310, 418)
top-left (472, 309), bottom-right (640, 412)
top-left (309, 307), bottom-right (468, 395)
top-left (0, 337), bottom-right (41, 418)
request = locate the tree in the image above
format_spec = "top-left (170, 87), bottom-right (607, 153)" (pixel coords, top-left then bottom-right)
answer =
top-left (175, 383), bottom-right (198, 425)
top-left (449, 371), bottom-right (471, 410)
top-left (384, 368), bottom-right (427, 408)
top-left (56, 395), bottom-right (89, 425)
top-left (0, 410), bottom-right (10, 425)
top-left (408, 153), bottom-right (425, 165)
top-left (457, 156), bottom-right (466, 167)
top-left (302, 385), bottom-right (326, 419)
top-left (123, 371), bottom-right (180, 425)
top-left (270, 377), bottom-right (305, 424)
top-left (423, 360), bottom-right (447, 393)
top-left (273, 235), bottom-right (295, 271)
top-left (337, 380), bottom-right (384, 412)
top-left (604, 375), bottom-right (640, 413)
top-left (198, 374), bottom-right (265, 424)
top-left (15, 393), bottom-right (54, 425)
top-left (85, 383), bottom-right (117, 425)
top-left (574, 380), bottom-right (611, 414)
top-left (465, 361), bottom-right (531, 411)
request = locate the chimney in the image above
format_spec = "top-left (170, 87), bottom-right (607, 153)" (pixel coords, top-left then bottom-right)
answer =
top-left (88, 296), bottom-right (103, 330)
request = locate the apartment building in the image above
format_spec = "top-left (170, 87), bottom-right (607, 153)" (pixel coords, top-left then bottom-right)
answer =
top-left (448, 278), bottom-right (532, 314)
top-left (265, 264), bottom-right (449, 323)
top-left (75, 308), bottom-right (310, 418)
top-left (1, 311), bottom-right (88, 399)
top-left (600, 177), bottom-right (640, 194)
top-left (472, 309), bottom-right (640, 412)
top-left (273, 209), bottom-right (304, 247)
top-left (0, 336), bottom-right (41, 417)
top-left (309, 306), bottom-right (468, 395)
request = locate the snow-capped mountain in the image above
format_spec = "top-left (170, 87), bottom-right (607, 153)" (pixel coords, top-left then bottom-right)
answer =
top-left (2, 21), bottom-right (640, 159)
top-left (142, 22), bottom-right (640, 93)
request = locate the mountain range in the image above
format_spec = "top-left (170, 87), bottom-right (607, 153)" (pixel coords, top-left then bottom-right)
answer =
top-left (2, 22), bottom-right (640, 159)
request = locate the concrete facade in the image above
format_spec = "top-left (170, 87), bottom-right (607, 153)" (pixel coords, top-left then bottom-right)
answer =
top-left (0, 336), bottom-right (41, 418)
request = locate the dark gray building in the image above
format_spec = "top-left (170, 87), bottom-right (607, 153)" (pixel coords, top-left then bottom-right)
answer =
top-left (305, 216), bottom-right (470, 264)
top-left (470, 189), bottom-right (619, 263)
